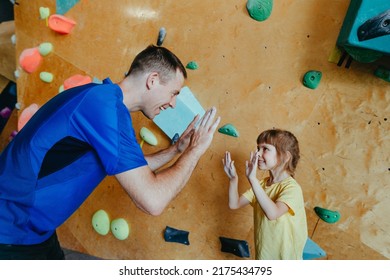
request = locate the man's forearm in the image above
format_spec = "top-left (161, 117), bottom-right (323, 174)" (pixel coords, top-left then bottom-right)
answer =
top-left (144, 144), bottom-right (180, 171)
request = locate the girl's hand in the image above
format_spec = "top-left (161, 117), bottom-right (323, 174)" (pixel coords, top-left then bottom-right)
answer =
top-left (222, 151), bottom-right (237, 180)
top-left (245, 150), bottom-right (259, 181)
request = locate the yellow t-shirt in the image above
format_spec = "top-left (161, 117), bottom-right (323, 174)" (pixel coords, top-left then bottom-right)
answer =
top-left (243, 176), bottom-right (308, 260)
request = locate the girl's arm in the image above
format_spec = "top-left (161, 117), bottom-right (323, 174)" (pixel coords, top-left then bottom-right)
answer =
top-left (223, 151), bottom-right (250, 209)
top-left (245, 151), bottom-right (289, 220)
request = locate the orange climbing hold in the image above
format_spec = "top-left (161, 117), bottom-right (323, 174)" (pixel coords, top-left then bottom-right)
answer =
top-left (18, 103), bottom-right (40, 132)
top-left (19, 47), bottom-right (43, 73)
top-left (48, 14), bottom-right (76, 34)
top-left (63, 74), bottom-right (92, 90)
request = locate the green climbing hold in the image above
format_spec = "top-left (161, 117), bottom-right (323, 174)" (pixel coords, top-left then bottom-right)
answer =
top-left (343, 46), bottom-right (383, 63)
top-left (39, 71), bottom-right (54, 83)
top-left (303, 70), bottom-right (322, 89)
top-left (246, 0), bottom-right (273, 22)
top-left (111, 218), bottom-right (130, 240)
top-left (218, 124), bottom-right (239, 137)
top-left (92, 209), bottom-right (110, 236)
top-left (314, 206), bottom-right (340, 224)
top-left (140, 127), bottom-right (158, 146)
top-left (38, 42), bottom-right (53, 56)
top-left (374, 66), bottom-right (390, 83)
top-left (186, 61), bottom-right (198, 70)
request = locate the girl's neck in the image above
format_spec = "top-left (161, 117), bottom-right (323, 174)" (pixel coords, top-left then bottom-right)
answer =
top-left (268, 170), bottom-right (290, 185)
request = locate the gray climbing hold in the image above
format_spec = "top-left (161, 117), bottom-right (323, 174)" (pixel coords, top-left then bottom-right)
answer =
top-left (157, 27), bottom-right (166, 46)
top-left (246, 0), bottom-right (273, 22)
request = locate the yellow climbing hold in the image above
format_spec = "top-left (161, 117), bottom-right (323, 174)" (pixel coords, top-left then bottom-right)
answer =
top-left (39, 72), bottom-right (54, 83)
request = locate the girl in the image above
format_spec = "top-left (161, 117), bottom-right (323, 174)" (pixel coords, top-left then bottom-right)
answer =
top-left (222, 129), bottom-right (307, 260)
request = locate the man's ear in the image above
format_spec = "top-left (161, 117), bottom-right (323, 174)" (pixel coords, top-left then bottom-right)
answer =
top-left (146, 72), bottom-right (159, 90)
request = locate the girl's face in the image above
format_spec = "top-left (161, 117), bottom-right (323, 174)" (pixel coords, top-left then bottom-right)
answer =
top-left (257, 143), bottom-right (279, 171)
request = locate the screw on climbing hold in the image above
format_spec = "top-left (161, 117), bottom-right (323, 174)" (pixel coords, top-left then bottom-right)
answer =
top-left (186, 61), bottom-right (199, 70)
top-left (63, 74), bottom-right (92, 90)
top-left (140, 127), bottom-right (158, 147)
top-left (311, 206), bottom-right (340, 238)
top-left (19, 47), bottom-right (43, 73)
top-left (38, 42), bottom-right (53, 56)
top-left (39, 72), bottom-right (54, 83)
top-left (302, 70), bottom-right (322, 89)
top-left (218, 124), bottom-right (239, 137)
top-left (92, 209), bottom-right (111, 236)
top-left (246, 0), bottom-right (273, 22)
top-left (48, 14), bottom-right (76, 34)
top-left (157, 27), bottom-right (166, 46)
top-left (111, 218), bottom-right (130, 240)
top-left (374, 66), bottom-right (390, 83)
top-left (171, 133), bottom-right (179, 145)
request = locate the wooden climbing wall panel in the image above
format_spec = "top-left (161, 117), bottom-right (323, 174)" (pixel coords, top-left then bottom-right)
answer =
top-left (13, 0), bottom-right (389, 259)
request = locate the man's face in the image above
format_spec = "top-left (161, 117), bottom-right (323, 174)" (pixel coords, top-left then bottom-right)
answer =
top-left (143, 69), bottom-right (184, 119)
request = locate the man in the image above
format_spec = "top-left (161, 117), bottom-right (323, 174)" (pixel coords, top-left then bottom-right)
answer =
top-left (0, 45), bottom-right (221, 259)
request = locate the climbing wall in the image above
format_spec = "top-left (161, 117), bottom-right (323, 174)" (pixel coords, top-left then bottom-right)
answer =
top-left (13, 0), bottom-right (389, 259)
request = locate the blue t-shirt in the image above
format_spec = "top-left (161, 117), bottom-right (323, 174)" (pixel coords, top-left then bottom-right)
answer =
top-left (0, 78), bottom-right (147, 245)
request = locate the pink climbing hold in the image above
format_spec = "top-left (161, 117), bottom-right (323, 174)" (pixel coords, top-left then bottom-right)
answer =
top-left (19, 47), bottom-right (43, 73)
top-left (18, 103), bottom-right (40, 132)
top-left (0, 107), bottom-right (12, 119)
top-left (48, 14), bottom-right (76, 34)
top-left (63, 74), bottom-right (92, 90)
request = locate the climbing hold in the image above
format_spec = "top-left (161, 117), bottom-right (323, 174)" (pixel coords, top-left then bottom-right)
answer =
top-left (38, 42), bottom-right (53, 56)
top-left (171, 133), bottom-right (180, 145)
top-left (63, 74), bottom-right (92, 90)
top-left (56, 0), bottom-right (80, 15)
top-left (39, 7), bottom-right (50, 20)
top-left (218, 124), bottom-right (239, 137)
top-left (164, 226), bottom-right (190, 245)
top-left (219, 236), bottom-right (250, 258)
top-left (186, 61), bottom-right (198, 70)
top-left (140, 127), bottom-right (158, 147)
top-left (343, 45), bottom-right (383, 63)
top-left (39, 72), bottom-right (54, 83)
top-left (58, 85), bottom-right (65, 93)
top-left (19, 47), bottom-right (43, 73)
top-left (314, 206), bottom-right (340, 224)
top-left (48, 14), bottom-right (76, 34)
top-left (0, 107), bottom-right (12, 119)
top-left (9, 130), bottom-right (18, 141)
top-left (18, 103), bottom-right (40, 131)
top-left (92, 209), bottom-right (110, 236)
top-left (14, 70), bottom-right (20, 79)
top-left (11, 34), bottom-right (16, 45)
top-left (246, 0), bottom-right (273, 22)
top-left (111, 218), bottom-right (130, 240)
top-left (303, 70), bottom-right (322, 89)
top-left (374, 66), bottom-right (390, 83)
top-left (157, 27), bottom-right (166, 46)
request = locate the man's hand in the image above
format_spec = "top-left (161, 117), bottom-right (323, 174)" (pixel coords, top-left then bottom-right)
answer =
top-left (187, 107), bottom-right (220, 155)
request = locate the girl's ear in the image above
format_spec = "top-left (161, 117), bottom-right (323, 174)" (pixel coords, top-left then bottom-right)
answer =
top-left (285, 151), bottom-right (292, 163)
top-left (146, 72), bottom-right (159, 90)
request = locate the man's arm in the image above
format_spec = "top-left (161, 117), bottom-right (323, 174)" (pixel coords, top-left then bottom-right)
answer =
top-left (115, 107), bottom-right (220, 216)
top-left (144, 115), bottom-right (198, 171)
